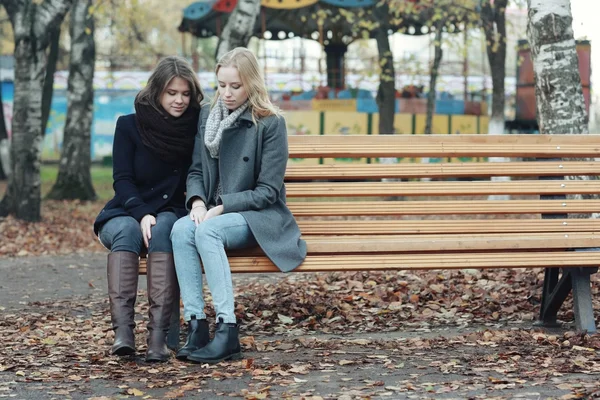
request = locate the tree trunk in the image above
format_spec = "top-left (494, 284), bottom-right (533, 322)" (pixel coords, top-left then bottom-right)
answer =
top-left (0, 85), bottom-right (8, 180)
top-left (482, 0), bottom-right (509, 200)
top-left (374, 3), bottom-right (395, 136)
top-left (481, 0), bottom-right (508, 136)
top-left (527, 0), bottom-right (596, 214)
top-left (42, 26), bottom-right (61, 136)
top-left (424, 23), bottom-right (443, 135)
top-left (0, 0), bottom-right (73, 221)
top-left (215, 0), bottom-right (261, 60)
top-left (527, 0), bottom-right (588, 134)
top-left (47, 0), bottom-right (96, 201)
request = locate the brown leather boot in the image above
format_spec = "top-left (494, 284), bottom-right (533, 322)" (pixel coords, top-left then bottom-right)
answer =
top-left (145, 252), bottom-right (177, 362)
top-left (107, 251), bottom-right (140, 356)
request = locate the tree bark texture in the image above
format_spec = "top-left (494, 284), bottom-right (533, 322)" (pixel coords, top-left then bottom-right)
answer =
top-left (527, 0), bottom-right (596, 214)
top-left (215, 0), bottom-right (261, 60)
top-left (0, 86), bottom-right (8, 180)
top-left (481, 0), bottom-right (507, 136)
top-left (374, 3), bottom-right (395, 135)
top-left (424, 23), bottom-right (443, 135)
top-left (0, 0), bottom-right (73, 221)
top-left (42, 26), bottom-right (61, 137)
top-left (47, 0), bottom-right (96, 201)
top-left (526, 0), bottom-right (588, 134)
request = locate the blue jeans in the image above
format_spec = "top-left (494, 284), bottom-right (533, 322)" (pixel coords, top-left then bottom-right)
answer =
top-left (170, 213), bottom-right (257, 324)
top-left (99, 212), bottom-right (178, 254)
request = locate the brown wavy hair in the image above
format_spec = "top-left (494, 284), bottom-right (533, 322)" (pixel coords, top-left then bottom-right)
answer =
top-left (137, 55), bottom-right (205, 112)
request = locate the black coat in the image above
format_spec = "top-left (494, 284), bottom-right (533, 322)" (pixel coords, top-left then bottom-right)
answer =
top-left (93, 113), bottom-right (192, 235)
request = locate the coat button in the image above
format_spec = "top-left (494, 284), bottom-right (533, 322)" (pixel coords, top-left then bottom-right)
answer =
top-left (247, 122), bottom-right (252, 128)
top-left (243, 156), bottom-right (249, 162)
top-left (163, 194), bottom-right (168, 199)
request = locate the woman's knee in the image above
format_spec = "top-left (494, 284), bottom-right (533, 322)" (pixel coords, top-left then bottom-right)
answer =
top-left (194, 220), bottom-right (221, 243)
top-left (104, 217), bottom-right (143, 253)
top-left (170, 216), bottom-right (196, 243)
top-left (148, 220), bottom-right (177, 253)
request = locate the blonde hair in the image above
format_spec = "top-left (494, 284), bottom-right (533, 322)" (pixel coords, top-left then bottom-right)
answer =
top-left (213, 47), bottom-right (280, 122)
top-left (137, 55), bottom-right (205, 112)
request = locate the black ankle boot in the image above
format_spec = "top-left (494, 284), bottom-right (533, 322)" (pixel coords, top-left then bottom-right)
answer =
top-left (176, 315), bottom-right (210, 360)
top-left (187, 318), bottom-right (242, 364)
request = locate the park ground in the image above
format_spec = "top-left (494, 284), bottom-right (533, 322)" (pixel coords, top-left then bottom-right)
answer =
top-left (0, 169), bottom-right (600, 399)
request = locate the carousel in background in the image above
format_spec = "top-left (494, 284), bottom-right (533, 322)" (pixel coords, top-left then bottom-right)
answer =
top-left (178, 0), bottom-right (490, 139)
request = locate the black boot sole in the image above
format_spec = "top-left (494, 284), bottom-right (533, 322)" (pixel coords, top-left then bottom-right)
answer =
top-left (175, 347), bottom-right (197, 361)
top-left (186, 351), bottom-right (243, 364)
top-left (145, 352), bottom-right (171, 362)
top-left (112, 345), bottom-right (135, 356)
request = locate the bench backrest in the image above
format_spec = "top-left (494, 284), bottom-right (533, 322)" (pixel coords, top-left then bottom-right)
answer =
top-left (141, 134), bottom-right (600, 274)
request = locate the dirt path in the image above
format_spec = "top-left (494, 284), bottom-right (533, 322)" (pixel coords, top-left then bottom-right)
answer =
top-left (1, 253), bottom-right (599, 399)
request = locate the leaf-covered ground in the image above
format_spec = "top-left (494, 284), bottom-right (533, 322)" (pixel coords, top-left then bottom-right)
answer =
top-left (1, 200), bottom-right (600, 399)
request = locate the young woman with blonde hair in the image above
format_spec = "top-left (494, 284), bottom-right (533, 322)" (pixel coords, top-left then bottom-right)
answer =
top-left (170, 47), bottom-right (306, 364)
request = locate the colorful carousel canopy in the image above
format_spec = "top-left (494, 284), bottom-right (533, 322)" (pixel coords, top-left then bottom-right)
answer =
top-left (178, 0), bottom-right (447, 45)
top-left (179, 0), bottom-right (476, 88)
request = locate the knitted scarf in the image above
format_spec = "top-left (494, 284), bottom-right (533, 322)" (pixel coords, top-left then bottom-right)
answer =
top-left (204, 98), bottom-right (249, 159)
top-left (134, 97), bottom-right (200, 164)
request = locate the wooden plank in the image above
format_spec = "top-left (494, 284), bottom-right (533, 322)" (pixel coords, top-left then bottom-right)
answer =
top-left (285, 162), bottom-right (600, 180)
top-left (301, 233), bottom-right (600, 253)
top-left (288, 200), bottom-right (600, 216)
top-left (286, 180), bottom-right (600, 197)
top-left (140, 247), bottom-right (600, 275)
top-left (297, 219), bottom-right (600, 234)
top-left (288, 134), bottom-right (600, 158)
top-left (227, 251), bottom-right (600, 272)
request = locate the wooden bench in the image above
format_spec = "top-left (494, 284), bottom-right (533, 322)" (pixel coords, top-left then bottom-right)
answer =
top-left (141, 133), bottom-right (600, 348)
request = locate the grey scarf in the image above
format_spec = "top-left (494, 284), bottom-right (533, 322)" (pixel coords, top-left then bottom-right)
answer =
top-left (204, 98), bottom-right (249, 158)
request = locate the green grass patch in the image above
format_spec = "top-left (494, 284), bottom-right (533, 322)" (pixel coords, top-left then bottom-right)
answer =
top-left (41, 164), bottom-right (114, 201)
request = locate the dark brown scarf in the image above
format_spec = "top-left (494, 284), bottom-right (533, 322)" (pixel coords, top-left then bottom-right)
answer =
top-left (134, 98), bottom-right (200, 165)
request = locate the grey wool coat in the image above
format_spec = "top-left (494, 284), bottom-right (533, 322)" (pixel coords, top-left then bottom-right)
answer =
top-left (186, 106), bottom-right (307, 272)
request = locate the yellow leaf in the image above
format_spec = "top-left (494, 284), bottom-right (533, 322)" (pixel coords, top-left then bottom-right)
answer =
top-left (127, 388), bottom-right (145, 396)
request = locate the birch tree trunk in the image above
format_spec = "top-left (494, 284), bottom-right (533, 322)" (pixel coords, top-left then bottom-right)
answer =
top-left (527, 0), bottom-right (588, 134)
top-left (215, 0), bottom-right (261, 60)
top-left (0, 0), bottom-right (73, 221)
top-left (47, 0), bottom-right (96, 201)
top-left (527, 0), bottom-right (596, 215)
top-left (482, 0), bottom-right (509, 200)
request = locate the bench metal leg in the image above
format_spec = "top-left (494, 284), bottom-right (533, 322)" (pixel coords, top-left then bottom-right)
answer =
top-left (570, 266), bottom-right (597, 333)
top-left (166, 285), bottom-right (181, 351)
top-left (537, 267), bottom-right (569, 328)
top-left (537, 263), bottom-right (597, 334)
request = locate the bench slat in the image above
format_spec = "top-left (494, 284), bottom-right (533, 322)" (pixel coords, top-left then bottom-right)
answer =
top-left (288, 135), bottom-right (600, 158)
top-left (297, 219), bottom-right (600, 234)
top-left (285, 162), bottom-right (600, 180)
top-left (139, 248), bottom-right (600, 275)
top-left (225, 251), bottom-right (600, 273)
top-left (288, 200), bottom-right (600, 216)
top-left (301, 233), bottom-right (600, 253)
top-left (286, 180), bottom-right (600, 197)
top-left (226, 251), bottom-right (600, 272)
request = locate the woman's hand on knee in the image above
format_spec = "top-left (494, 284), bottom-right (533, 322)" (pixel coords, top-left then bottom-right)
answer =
top-left (140, 214), bottom-right (156, 248)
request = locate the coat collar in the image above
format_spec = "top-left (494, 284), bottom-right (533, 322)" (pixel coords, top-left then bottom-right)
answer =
top-left (238, 107), bottom-right (254, 123)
